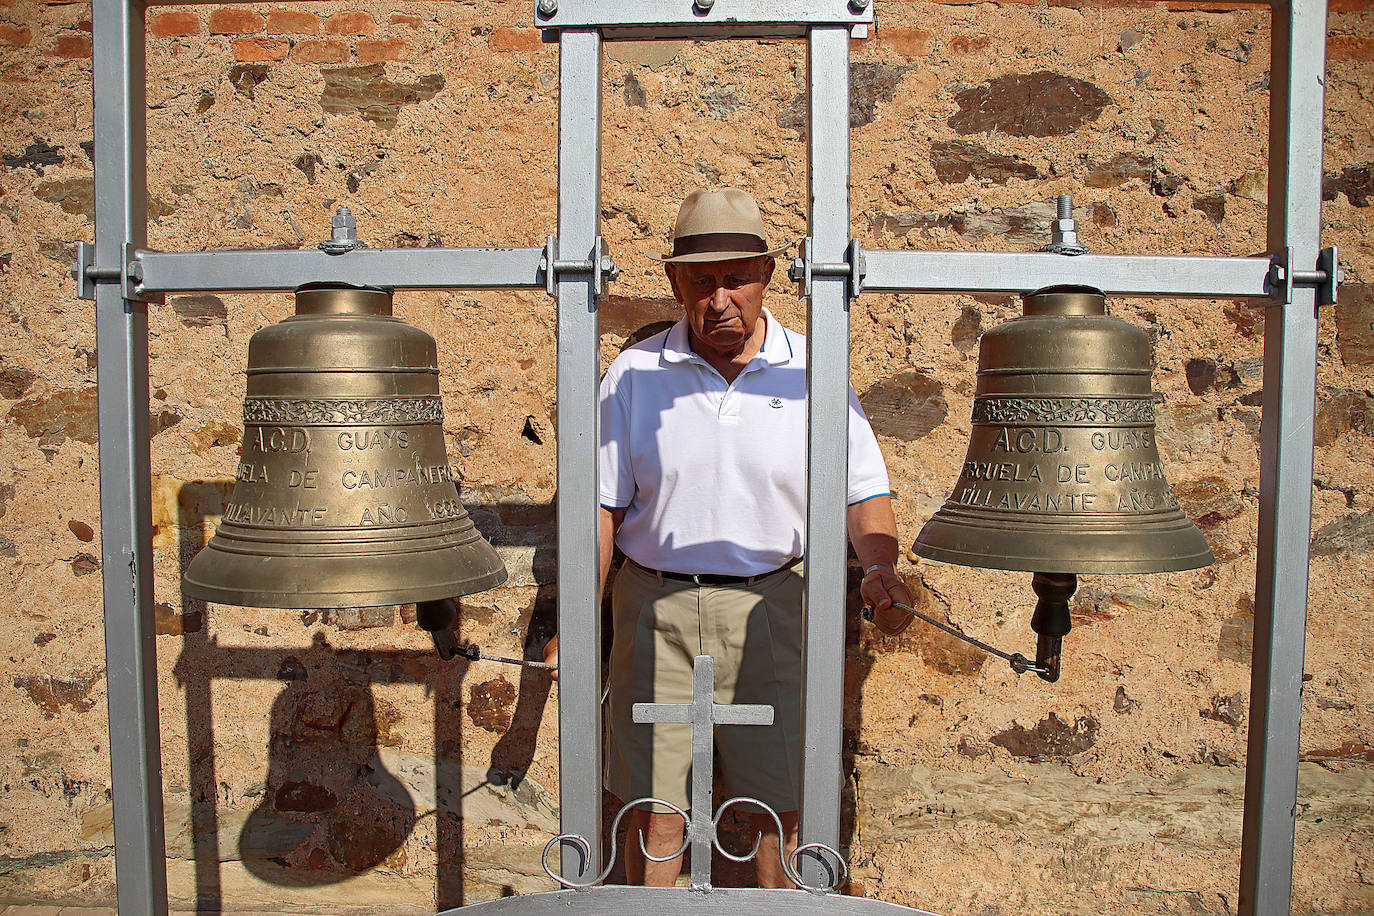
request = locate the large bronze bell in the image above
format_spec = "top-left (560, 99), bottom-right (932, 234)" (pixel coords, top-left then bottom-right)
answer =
top-left (183, 284), bottom-right (507, 608)
top-left (914, 285), bottom-right (1212, 680)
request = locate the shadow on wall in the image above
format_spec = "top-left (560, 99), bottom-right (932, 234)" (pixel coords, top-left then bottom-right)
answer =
top-left (171, 480), bottom-right (559, 912)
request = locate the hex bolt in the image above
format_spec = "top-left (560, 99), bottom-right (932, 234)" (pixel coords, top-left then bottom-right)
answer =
top-left (332, 207), bottom-right (357, 242)
top-left (850, 0), bottom-right (872, 10)
top-left (1041, 194), bottom-right (1089, 256)
top-left (536, 0), bottom-right (557, 16)
top-left (319, 207), bottom-right (367, 254)
top-left (694, 0), bottom-right (715, 11)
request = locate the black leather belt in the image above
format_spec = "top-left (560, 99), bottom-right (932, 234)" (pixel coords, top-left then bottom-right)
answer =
top-left (629, 556), bottom-right (801, 586)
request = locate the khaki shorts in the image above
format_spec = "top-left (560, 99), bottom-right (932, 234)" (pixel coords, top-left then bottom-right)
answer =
top-left (605, 560), bottom-right (804, 813)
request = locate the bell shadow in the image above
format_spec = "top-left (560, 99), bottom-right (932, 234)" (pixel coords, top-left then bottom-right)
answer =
top-left (174, 480), bottom-right (550, 913)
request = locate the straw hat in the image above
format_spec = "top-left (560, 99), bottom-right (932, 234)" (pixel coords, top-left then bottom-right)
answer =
top-left (649, 188), bottom-right (789, 263)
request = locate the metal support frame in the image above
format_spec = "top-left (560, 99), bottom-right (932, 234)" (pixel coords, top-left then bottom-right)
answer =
top-left (89, 0), bottom-right (169, 913)
top-left (129, 246), bottom-right (548, 294)
top-left (799, 23), bottom-right (853, 884)
top-left (845, 2), bottom-right (1330, 913)
top-left (552, 26), bottom-right (604, 884)
top-left (81, 0), bottom-right (1331, 910)
top-left (532, 0), bottom-right (872, 39)
top-left (1239, 0), bottom-right (1329, 913)
top-left (859, 250), bottom-right (1277, 298)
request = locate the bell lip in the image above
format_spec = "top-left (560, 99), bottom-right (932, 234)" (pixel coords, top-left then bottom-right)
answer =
top-left (912, 515), bottom-right (1216, 574)
top-left (181, 565), bottom-right (509, 609)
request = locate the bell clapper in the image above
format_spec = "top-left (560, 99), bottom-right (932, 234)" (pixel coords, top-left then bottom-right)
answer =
top-left (861, 602), bottom-right (1051, 678)
top-left (1029, 572), bottom-right (1076, 683)
top-left (414, 597), bottom-right (554, 669)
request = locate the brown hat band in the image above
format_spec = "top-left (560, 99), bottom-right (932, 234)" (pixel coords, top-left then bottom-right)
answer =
top-left (671, 232), bottom-right (768, 258)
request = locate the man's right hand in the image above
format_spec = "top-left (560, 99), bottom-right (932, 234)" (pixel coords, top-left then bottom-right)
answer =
top-left (543, 635), bottom-right (559, 681)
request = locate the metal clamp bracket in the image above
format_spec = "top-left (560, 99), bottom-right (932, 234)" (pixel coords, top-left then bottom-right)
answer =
top-left (72, 241), bottom-right (163, 303)
top-left (543, 235), bottom-right (619, 298)
top-left (1269, 245), bottom-right (1342, 306)
top-left (789, 237), bottom-right (865, 300)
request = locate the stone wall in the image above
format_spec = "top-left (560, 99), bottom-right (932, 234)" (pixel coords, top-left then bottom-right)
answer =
top-left (0, 0), bottom-right (1371, 912)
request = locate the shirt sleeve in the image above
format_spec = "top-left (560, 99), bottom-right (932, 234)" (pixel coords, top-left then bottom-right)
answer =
top-left (846, 386), bottom-right (891, 505)
top-left (598, 363), bottom-right (635, 509)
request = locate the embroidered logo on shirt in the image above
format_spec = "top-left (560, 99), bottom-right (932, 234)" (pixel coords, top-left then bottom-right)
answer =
top-left (768, 397), bottom-right (783, 409)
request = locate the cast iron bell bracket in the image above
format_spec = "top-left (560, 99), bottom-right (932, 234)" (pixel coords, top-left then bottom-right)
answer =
top-left (71, 240), bottom-right (163, 304)
top-left (543, 234), bottom-right (619, 298)
top-left (1269, 245), bottom-right (1342, 306)
top-left (789, 236), bottom-right (866, 300)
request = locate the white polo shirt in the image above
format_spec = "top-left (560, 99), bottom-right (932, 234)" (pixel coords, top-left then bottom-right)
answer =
top-left (599, 307), bottom-right (891, 576)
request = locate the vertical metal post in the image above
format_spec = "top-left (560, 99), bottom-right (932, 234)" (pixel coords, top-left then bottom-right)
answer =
top-left (799, 24), bottom-right (851, 880)
top-left (91, 0), bottom-right (168, 912)
top-left (1238, 0), bottom-right (1328, 913)
top-left (554, 26), bottom-right (603, 882)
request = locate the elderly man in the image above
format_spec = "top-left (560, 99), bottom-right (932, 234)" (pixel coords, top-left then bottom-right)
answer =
top-left (546, 188), bottom-right (912, 887)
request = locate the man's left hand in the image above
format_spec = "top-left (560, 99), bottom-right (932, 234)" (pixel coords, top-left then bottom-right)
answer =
top-left (860, 567), bottom-right (915, 637)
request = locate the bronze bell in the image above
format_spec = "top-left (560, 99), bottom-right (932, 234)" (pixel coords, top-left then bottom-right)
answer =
top-left (183, 283), bottom-right (507, 608)
top-left (914, 285), bottom-right (1212, 680)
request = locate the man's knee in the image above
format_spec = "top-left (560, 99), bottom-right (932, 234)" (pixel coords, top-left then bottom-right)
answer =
top-left (750, 809), bottom-right (798, 841)
top-left (635, 809), bottom-right (687, 845)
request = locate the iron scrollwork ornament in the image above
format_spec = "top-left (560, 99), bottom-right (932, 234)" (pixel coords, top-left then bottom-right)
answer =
top-left (541, 795), bottom-right (848, 895)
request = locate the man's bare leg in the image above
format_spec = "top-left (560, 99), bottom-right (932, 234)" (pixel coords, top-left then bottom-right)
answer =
top-left (751, 809), bottom-right (799, 888)
top-left (625, 808), bottom-right (687, 886)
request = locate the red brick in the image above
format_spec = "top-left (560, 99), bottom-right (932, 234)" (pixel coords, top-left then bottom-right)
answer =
top-left (231, 35), bottom-right (288, 61)
top-left (49, 34), bottom-right (91, 58)
top-left (290, 38), bottom-right (348, 63)
top-left (208, 8), bottom-right (264, 34)
top-left (356, 37), bottom-right (405, 63)
top-left (0, 21), bottom-right (32, 45)
top-left (1051, 0), bottom-right (1153, 7)
top-left (488, 27), bottom-right (541, 51)
top-left (389, 13), bottom-right (423, 28)
top-left (949, 35), bottom-right (990, 54)
top-left (1331, 0), bottom-right (1374, 11)
top-left (323, 11), bottom-right (375, 35)
top-left (266, 9), bottom-right (317, 34)
top-left (1328, 35), bottom-right (1374, 61)
top-left (876, 27), bottom-right (930, 56)
top-left (148, 10), bottom-right (200, 38)
top-left (1162, 0), bottom-right (1264, 8)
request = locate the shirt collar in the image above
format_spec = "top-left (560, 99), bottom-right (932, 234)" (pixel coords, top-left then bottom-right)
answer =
top-left (660, 307), bottom-right (794, 368)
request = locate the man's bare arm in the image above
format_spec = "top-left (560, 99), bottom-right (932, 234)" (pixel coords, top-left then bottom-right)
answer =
top-left (545, 506), bottom-right (625, 677)
top-left (846, 494), bottom-right (915, 636)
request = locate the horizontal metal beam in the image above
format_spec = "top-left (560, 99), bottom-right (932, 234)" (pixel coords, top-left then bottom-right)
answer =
top-left (133, 246), bottom-right (546, 294)
top-left (860, 249), bottom-right (1275, 300)
top-left (534, 0), bottom-right (871, 38)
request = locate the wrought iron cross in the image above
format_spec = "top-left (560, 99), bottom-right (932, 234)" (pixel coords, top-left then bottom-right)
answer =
top-left (632, 654), bottom-right (774, 890)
